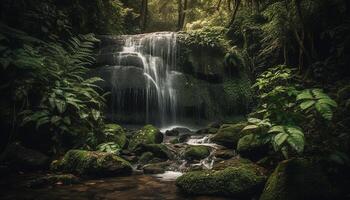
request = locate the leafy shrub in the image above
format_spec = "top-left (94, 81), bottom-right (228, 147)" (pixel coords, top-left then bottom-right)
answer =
top-left (0, 24), bottom-right (105, 151)
top-left (244, 65), bottom-right (337, 158)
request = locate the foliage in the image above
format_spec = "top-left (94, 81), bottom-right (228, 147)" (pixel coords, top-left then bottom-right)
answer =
top-left (244, 65), bottom-right (337, 158)
top-left (0, 24), bottom-right (105, 151)
top-left (179, 26), bottom-right (229, 49)
top-left (97, 142), bottom-right (120, 154)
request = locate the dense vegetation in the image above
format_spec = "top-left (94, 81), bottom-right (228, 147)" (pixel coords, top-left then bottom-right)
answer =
top-left (0, 0), bottom-right (349, 199)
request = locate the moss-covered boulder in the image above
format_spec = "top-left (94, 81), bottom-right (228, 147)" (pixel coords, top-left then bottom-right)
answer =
top-left (211, 122), bottom-right (247, 148)
top-left (143, 162), bottom-right (171, 174)
top-left (101, 124), bottom-right (127, 149)
top-left (138, 152), bottom-right (154, 164)
top-left (176, 164), bottom-right (266, 197)
top-left (183, 145), bottom-right (211, 161)
top-left (214, 149), bottom-right (235, 160)
top-left (28, 174), bottom-right (80, 188)
top-left (260, 158), bottom-right (332, 200)
top-left (1, 143), bottom-right (49, 170)
top-left (128, 125), bottom-right (163, 150)
top-left (134, 144), bottom-right (174, 160)
top-left (237, 134), bottom-right (269, 161)
top-left (51, 150), bottom-right (132, 177)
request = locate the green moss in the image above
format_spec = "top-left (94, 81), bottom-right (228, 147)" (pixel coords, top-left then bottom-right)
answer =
top-left (103, 124), bottom-right (127, 148)
top-left (183, 145), bottom-right (211, 161)
top-left (260, 158), bottom-right (332, 200)
top-left (176, 165), bottom-right (266, 197)
top-left (237, 134), bottom-right (268, 161)
top-left (138, 152), bottom-right (154, 164)
top-left (136, 144), bottom-right (173, 159)
top-left (211, 122), bottom-right (247, 148)
top-left (53, 150), bottom-right (132, 177)
top-left (128, 125), bottom-right (163, 150)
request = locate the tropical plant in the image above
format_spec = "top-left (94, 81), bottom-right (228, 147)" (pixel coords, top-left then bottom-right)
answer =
top-left (244, 65), bottom-right (337, 158)
top-left (97, 142), bottom-right (120, 154)
top-left (0, 24), bottom-right (106, 152)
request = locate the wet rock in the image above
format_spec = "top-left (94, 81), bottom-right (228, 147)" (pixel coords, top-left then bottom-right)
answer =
top-left (143, 162), bottom-right (171, 174)
top-left (1, 143), bottom-right (49, 170)
top-left (237, 134), bottom-right (269, 161)
top-left (183, 145), bottom-right (211, 161)
top-left (260, 158), bottom-right (333, 200)
top-left (165, 129), bottom-right (179, 136)
top-left (134, 144), bottom-right (174, 160)
top-left (138, 152), bottom-right (154, 164)
top-left (211, 122), bottom-right (247, 148)
top-left (28, 174), bottom-right (80, 188)
top-left (51, 150), bottom-right (132, 177)
top-left (128, 125), bottom-right (163, 150)
top-left (176, 162), bottom-right (266, 197)
top-left (99, 124), bottom-right (127, 149)
top-left (214, 149), bottom-right (235, 160)
top-left (170, 133), bottom-right (191, 144)
top-left (196, 127), bottom-right (218, 135)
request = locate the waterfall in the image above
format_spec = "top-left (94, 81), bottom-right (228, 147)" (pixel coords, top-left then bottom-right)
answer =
top-left (110, 32), bottom-right (178, 126)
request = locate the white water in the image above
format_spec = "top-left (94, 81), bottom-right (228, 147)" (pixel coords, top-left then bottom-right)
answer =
top-left (111, 32), bottom-right (178, 126)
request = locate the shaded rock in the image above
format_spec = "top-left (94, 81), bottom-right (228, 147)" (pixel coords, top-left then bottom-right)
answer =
top-left (237, 134), bottom-right (269, 161)
top-left (214, 149), bottom-right (235, 160)
top-left (213, 157), bottom-right (267, 175)
top-left (165, 129), bottom-right (179, 136)
top-left (170, 133), bottom-right (191, 144)
top-left (138, 152), bottom-right (154, 164)
top-left (28, 174), bottom-right (80, 188)
top-left (143, 162), bottom-right (171, 174)
top-left (260, 158), bottom-right (333, 200)
top-left (128, 125), bottom-right (163, 150)
top-left (134, 144), bottom-right (174, 160)
top-left (100, 124), bottom-right (127, 149)
top-left (183, 145), bottom-right (211, 161)
top-left (211, 122), bottom-right (247, 148)
top-left (176, 164), bottom-right (266, 197)
top-left (196, 127), bottom-right (218, 135)
top-left (1, 143), bottom-right (49, 170)
top-left (51, 150), bottom-right (132, 177)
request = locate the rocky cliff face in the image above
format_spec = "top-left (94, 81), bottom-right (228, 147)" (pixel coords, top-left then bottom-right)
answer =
top-left (92, 32), bottom-right (253, 125)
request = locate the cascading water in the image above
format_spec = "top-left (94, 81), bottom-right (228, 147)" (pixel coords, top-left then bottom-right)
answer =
top-left (110, 32), bottom-right (178, 126)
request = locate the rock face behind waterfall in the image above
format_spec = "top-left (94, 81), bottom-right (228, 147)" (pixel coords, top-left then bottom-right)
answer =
top-left (93, 32), bottom-right (253, 125)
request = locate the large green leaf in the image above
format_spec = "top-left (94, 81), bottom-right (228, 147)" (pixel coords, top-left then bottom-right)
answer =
top-left (315, 102), bottom-right (333, 120)
top-left (287, 132), bottom-right (305, 154)
top-left (274, 132), bottom-right (288, 146)
top-left (296, 90), bottom-right (313, 101)
top-left (299, 100), bottom-right (315, 110)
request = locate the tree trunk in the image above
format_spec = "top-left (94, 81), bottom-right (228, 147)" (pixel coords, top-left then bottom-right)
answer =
top-left (228, 0), bottom-right (241, 27)
top-left (140, 0), bottom-right (148, 31)
top-left (177, 0), bottom-right (188, 31)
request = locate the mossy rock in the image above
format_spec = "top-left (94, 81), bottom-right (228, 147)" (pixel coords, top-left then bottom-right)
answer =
top-left (134, 144), bottom-right (174, 160)
top-left (138, 152), bottom-right (154, 164)
top-left (52, 150), bottom-right (132, 177)
top-left (143, 162), bottom-right (170, 174)
top-left (28, 174), bottom-right (80, 188)
top-left (211, 122), bottom-right (247, 148)
top-left (128, 125), bottom-right (163, 150)
top-left (260, 158), bottom-right (333, 200)
top-left (214, 149), bottom-right (236, 160)
top-left (237, 134), bottom-right (269, 161)
top-left (2, 143), bottom-right (49, 170)
top-left (176, 165), bottom-right (266, 197)
top-left (183, 145), bottom-right (211, 161)
top-left (102, 124), bottom-right (127, 149)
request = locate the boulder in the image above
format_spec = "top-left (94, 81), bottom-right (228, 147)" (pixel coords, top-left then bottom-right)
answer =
top-left (211, 122), bottom-right (247, 148)
top-left (214, 149), bottom-right (235, 160)
top-left (128, 125), bottom-right (163, 150)
top-left (176, 162), bottom-right (266, 198)
top-left (100, 124), bottom-right (127, 149)
top-left (1, 143), bottom-right (49, 170)
top-left (28, 174), bottom-right (80, 188)
top-left (138, 152), bottom-right (154, 164)
top-left (134, 144), bottom-right (174, 160)
top-left (51, 150), bottom-right (132, 177)
top-left (183, 145), bottom-right (211, 161)
top-left (260, 158), bottom-right (333, 200)
top-left (143, 162), bottom-right (171, 174)
top-left (237, 134), bottom-right (269, 161)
